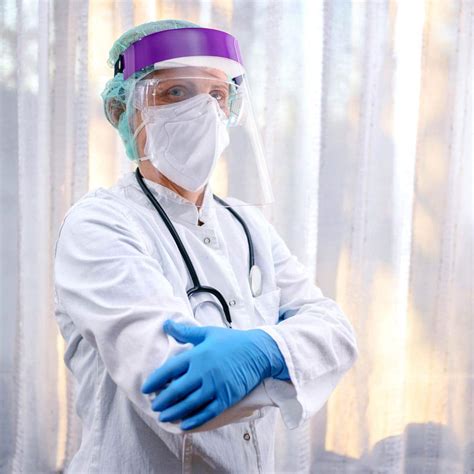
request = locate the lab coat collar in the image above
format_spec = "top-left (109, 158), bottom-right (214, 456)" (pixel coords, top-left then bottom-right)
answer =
top-left (118, 170), bottom-right (216, 226)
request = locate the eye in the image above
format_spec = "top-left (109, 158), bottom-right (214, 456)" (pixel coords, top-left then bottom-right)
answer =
top-left (210, 89), bottom-right (228, 102)
top-left (166, 86), bottom-right (187, 98)
top-left (210, 91), bottom-right (222, 100)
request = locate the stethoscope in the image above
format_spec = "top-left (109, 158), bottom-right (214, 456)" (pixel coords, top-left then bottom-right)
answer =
top-left (135, 167), bottom-right (263, 328)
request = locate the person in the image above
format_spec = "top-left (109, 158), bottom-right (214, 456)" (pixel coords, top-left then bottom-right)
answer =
top-left (53, 19), bottom-right (358, 473)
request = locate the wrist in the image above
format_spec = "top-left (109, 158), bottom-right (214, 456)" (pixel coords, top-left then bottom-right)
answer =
top-left (249, 329), bottom-right (288, 380)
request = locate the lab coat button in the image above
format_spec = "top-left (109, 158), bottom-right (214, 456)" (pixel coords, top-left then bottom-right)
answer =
top-left (229, 299), bottom-right (236, 306)
top-left (243, 432), bottom-right (251, 441)
top-left (203, 237), bottom-right (211, 244)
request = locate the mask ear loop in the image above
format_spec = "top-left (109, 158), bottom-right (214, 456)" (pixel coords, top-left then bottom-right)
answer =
top-left (132, 119), bottom-right (147, 142)
top-left (131, 118), bottom-right (151, 161)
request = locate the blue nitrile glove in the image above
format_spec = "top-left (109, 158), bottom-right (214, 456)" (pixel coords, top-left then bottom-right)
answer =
top-left (141, 319), bottom-right (290, 431)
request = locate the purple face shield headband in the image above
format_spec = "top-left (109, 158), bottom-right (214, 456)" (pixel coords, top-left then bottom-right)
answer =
top-left (114, 27), bottom-right (245, 82)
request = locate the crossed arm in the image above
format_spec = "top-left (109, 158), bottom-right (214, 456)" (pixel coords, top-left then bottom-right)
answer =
top-left (54, 198), bottom-right (358, 434)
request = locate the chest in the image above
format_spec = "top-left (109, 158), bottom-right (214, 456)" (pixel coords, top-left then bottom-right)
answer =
top-left (131, 204), bottom-right (282, 330)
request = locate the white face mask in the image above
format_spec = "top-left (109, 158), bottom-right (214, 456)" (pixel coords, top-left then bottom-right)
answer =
top-left (133, 93), bottom-right (230, 192)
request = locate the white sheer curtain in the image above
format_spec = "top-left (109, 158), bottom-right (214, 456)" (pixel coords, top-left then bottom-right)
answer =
top-left (1, 0), bottom-right (472, 472)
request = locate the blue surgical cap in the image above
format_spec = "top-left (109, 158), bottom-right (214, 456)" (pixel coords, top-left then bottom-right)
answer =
top-left (101, 19), bottom-right (201, 161)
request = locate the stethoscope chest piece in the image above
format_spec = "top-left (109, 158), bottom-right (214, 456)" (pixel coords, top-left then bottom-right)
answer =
top-left (249, 264), bottom-right (263, 297)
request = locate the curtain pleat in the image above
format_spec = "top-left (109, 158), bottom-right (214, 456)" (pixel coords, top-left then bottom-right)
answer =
top-left (12, 0), bottom-right (58, 471)
top-left (1, 0), bottom-right (19, 470)
top-left (50, 1), bottom-right (90, 469)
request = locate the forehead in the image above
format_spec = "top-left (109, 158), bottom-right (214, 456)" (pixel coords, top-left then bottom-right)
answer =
top-left (146, 66), bottom-right (228, 81)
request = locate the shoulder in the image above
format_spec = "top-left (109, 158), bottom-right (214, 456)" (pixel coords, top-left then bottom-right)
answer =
top-left (62, 188), bottom-right (131, 227)
top-left (221, 196), bottom-right (290, 259)
top-left (218, 195), bottom-right (270, 227)
top-left (62, 171), bottom-right (139, 223)
top-left (54, 188), bottom-right (142, 257)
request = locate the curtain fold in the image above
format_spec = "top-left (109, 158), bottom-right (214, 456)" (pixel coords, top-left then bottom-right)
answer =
top-left (1, 0), bottom-right (471, 472)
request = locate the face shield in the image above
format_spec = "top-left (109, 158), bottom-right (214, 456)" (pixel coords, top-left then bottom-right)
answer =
top-left (114, 27), bottom-right (273, 207)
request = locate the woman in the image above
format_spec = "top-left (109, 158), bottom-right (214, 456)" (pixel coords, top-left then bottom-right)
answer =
top-left (54, 19), bottom-right (358, 473)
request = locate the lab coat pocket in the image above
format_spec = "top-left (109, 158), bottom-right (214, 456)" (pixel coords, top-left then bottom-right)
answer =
top-left (253, 287), bottom-right (281, 326)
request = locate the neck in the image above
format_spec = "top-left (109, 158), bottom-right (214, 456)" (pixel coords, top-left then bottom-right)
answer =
top-left (138, 161), bottom-right (205, 207)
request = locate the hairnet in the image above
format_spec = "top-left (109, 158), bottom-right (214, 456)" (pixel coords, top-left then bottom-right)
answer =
top-left (101, 19), bottom-right (201, 161)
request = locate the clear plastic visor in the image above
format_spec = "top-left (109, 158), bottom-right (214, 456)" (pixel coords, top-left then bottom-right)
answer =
top-left (127, 67), bottom-right (274, 207)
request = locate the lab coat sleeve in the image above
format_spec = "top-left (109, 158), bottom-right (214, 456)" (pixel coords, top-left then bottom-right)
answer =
top-left (54, 197), bottom-right (277, 436)
top-left (258, 220), bottom-right (359, 430)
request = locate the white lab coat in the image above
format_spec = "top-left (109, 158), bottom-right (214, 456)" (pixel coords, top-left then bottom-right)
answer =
top-left (53, 170), bottom-right (358, 473)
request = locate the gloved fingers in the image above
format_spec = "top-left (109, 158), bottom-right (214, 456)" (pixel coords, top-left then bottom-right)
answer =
top-left (180, 399), bottom-right (224, 431)
top-left (141, 352), bottom-right (189, 394)
top-left (163, 319), bottom-right (208, 345)
top-left (151, 374), bottom-right (202, 412)
top-left (158, 383), bottom-right (215, 423)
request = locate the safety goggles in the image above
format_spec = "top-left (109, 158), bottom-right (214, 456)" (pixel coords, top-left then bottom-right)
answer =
top-left (133, 75), bottom-right (244, 126)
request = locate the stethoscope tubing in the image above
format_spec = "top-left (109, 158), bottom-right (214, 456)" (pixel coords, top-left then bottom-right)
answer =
top-left (135, 167), bottom-right (256, 328)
